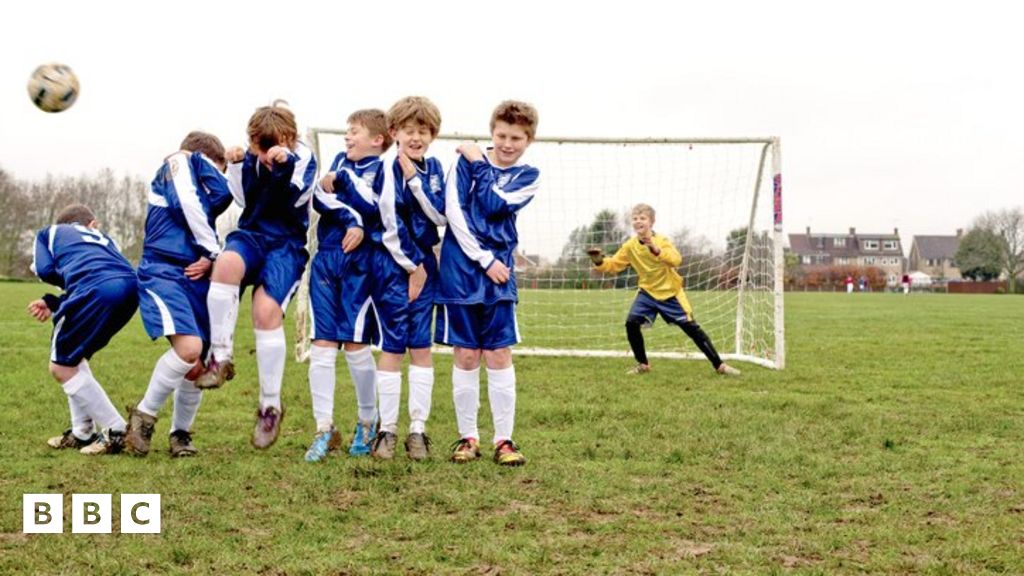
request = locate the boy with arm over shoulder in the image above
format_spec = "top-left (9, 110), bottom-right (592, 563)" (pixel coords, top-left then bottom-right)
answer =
top-left (371, 95), bottom-right (447, 461)
top-left (436, 100), bottom-right (541, 466)
top-left (28, 204), bottom-right (139, 455)
top-left (125, 131), bottom-right (234, 458)
top-left (197, 101), bottom-right (318, 450)
top-left (587, 203), bottom-right (741, 376)
top-left (303, 109), bottom-right (390, 462)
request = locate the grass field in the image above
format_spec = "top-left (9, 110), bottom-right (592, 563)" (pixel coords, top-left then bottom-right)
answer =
top-left (1, 281), bottom-right (1022, 575)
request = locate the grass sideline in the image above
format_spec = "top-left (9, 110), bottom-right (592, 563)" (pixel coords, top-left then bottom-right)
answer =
top-left (1, 282), bottom-right (1022, 574)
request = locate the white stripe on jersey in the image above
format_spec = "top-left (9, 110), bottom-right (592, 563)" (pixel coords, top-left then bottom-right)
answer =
top-left (444, 162), bottom-right (495, 270)
top-left (169, 152), bottom-right (221, 258)
top-left (226, 162), bottom-right (245, 207)
top-left (291, 143), bottom-right (315, 208)
top-left (380, 155), bottom-right (418, 273)
top-left (314, 184), bottom-right (363, 226)
top-left (47, 225), bottom-right (57, 256)
top-left (342, 161), bottom-right (380, 205)
top-left (145, 288), bottom-right (177, 336)
top-left (409, 175), bottom-right (446, 226)
top-left (491, 172), bottom-right (539, 205)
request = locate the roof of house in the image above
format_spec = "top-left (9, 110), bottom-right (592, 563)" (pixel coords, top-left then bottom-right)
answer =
top-left (912, 235), bottom-right (961, 260)
top-left (788, 228), bottom-right (903, 257)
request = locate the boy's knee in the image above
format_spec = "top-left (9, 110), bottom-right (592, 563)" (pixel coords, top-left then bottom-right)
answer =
top-left (625, 316), bottom-right (646, 329)
top-left (211, 251), bottom-right (245, 284)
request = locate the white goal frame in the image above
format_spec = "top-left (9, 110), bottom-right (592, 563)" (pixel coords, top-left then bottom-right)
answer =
top-left (294, 131), bottom-right (784, 370)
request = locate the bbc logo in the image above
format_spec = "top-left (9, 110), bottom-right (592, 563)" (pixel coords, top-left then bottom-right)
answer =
top-left (23, 494), bottom-right (161, 534)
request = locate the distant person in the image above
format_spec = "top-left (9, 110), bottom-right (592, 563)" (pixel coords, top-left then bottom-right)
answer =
top-left (125, 132), bottom-right (235, 458)
top-left (858, 275), bottom-right (867, 292)
top-left (196, 101), bottom-right (317, 450)
top-left (27, 204), bottom-right (139, 455)
top-left (845, 275), bottom-right (854, 294)
top-left (902, 273), bottom-right (911, 295)
top-left (587, 203), bottom-right (741, 378)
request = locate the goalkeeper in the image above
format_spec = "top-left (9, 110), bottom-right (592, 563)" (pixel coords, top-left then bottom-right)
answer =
top-left (587, 203), bottom-right (741, 376)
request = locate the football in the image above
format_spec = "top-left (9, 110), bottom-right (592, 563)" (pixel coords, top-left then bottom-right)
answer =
top-left (27, 63), bottom-right (79, 113)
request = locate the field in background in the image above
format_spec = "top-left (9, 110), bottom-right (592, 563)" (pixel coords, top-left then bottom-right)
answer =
top-left (1, 282), bottom-right (1022, 574)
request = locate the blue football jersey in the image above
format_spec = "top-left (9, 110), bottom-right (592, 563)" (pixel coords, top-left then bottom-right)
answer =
top-left (313, 153), bottom-right (384, 250)
top-left (142, 152), bottom-right (234, 265)
top-left (32, 223), bottom-right (136, 293)
top-left (380, 151), bottom-right (447, 272)
top-left (226, 141), bottom-right (317, 242)
top-left (437, 151), bottom-right (540, 305)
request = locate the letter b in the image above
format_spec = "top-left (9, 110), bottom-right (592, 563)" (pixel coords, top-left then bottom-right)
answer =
top-left (23, 494), bottom-right (63, 534)
top-left (72, 494), bottom-right (111, 534)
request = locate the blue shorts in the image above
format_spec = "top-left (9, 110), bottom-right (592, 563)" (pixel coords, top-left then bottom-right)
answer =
top-left (51, 277), bottom-right (139, 367)
top-left (628, 289), bottom-right (693, 327)
top-left (224, 229), bottom-right (307, 310)
top-left (374, 249), bottom-right (438, 353)
top-left (434, 301), bottom-right (519, 350)
top-left (308, 247), bottom-right (378, 344)
top-left (138, 259), bottom-right (210, 343)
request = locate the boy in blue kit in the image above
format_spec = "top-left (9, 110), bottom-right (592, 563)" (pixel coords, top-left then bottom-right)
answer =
top-left (27, 204), bottom-right (139, 455)
top-left (196, 102), bottom-right (318, 450)
top-left (371, 96), bottom-right (447, 461)
top-left (436, 100), bottom-right (541, 466)
top-left (125, 132), bottom-right (235, 458)
top-left (304, 109), bottom-right (391, 462)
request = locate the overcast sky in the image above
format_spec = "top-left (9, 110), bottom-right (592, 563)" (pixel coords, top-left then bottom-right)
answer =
top-left (2, 1), bottom-right (1021, 255)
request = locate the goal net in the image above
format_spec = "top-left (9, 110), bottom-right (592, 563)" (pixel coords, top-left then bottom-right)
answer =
top-left (295, 131), bottom-right (784, 369)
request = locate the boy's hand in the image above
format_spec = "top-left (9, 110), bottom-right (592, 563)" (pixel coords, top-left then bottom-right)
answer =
top-left (486, 260), bottom-right (511, 285)
top-left (408, 264), bottom-right (427, 302)
top-left (637, 235), bottom-right (660, 256)
top-left (398, 152), bottom-right (417, 181)
top-left (320, 172), bottom-right (336, 193)
top-left (27, 299), bottom-right (51, 322)
top-left (184, 257), bottom-right (212, 280)
top-left (341, 227), bottom-right (364, 253)
top-left (586, 247), bottom-right (604, 265)
top-left (225, 146), bottom-right (245, 163)
top-left (266, 145), bottom-right (291, 164)
top-left (457, 143), bottom-right (484, 163)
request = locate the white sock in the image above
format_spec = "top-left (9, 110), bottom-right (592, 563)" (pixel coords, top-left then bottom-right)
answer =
top-left (487, 366), bottom-right (517, 445)
top-left (140, 349), bottom-right (193, 417)
top-left (67, 395), bottom-right (93, 440)
top-left (408, 365), bottom-right (433, 434)
top-left (452, 366), bottom-right (480, 441)
top-left (62, 370), bottom-right (126, 432)
top-left (255, 328), bottom-right (286, 411)
top-left (171, 378), bottom-right (203, 433)
top-left (377, 370), bottom-right (401, 434)
top-left (309, 346), bottom-right (338, 432)
top-left (207, 281), bottom-right (240, 362)
top-left (345, 347), bottom-right (377, 424)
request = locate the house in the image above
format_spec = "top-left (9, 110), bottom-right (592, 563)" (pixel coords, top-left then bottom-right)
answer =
top-left (908, 231), bottom-right (962, 281)
top-left (788, 227), bottom-right (905, 285)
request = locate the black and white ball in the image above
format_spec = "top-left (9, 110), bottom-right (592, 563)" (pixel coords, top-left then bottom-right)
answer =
top-left (27, 63), bottom-right (79, 113)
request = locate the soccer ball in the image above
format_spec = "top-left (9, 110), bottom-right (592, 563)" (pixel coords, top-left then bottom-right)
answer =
top-left (27, 63), bottom-right (79, 113)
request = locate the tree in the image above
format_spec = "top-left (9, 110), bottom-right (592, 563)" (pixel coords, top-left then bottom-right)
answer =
top-left (974, 208), bottom-right (1024, 292)
top-left (955, 227), bottom-right (1002, 281)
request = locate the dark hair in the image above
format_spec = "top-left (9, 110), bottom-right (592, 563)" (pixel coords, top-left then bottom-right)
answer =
top-left (247, 101), bottom-right (298, 151)
top-left (348, 109), bottom-right (393, 151)
top-left (56, 204), bottom-right (96, 225)
top-left (180, 131), bottom-right (226, 165)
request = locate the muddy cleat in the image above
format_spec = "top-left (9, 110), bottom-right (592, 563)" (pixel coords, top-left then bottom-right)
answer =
top-left (47, 428), bottom-right (98, 450)
top-left (80, 429), bottom-right (125, 455)
top-left (493, 439), bottom-right (527, 467)
top-left (371, 431), bottom-right (398, 460)
top-left (348, 418), bottom-right (376, 457)
top-left (195, 358), bottom-right (235, 390)
top-left (169, 430), bottom-right (198, 458)
top-left (251, 405), bottom-right (285, 449)
top-left (304, 426), bottom-right (342, 462)
top-left (626, 363), bottom-right (651, 375)
top-left (405, 432), bottom-right (432, 461)
top-left (716, 363), bottom-right (741, 376)
top-left (124, 405), bottom-right (157, 457)
top-left (449, 437), bottom-right (481, 464)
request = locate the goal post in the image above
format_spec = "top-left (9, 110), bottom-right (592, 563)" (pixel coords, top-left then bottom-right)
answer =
top-left (295, 130), bottom-right (784, 369)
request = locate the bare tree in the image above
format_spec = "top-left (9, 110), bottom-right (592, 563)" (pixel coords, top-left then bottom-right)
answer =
top-left (975, 207), bottom-right (1024, 293)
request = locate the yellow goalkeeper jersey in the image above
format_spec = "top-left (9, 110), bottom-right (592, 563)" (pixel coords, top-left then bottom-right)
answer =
top-left (594, 233), bottom-right (691, 305)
